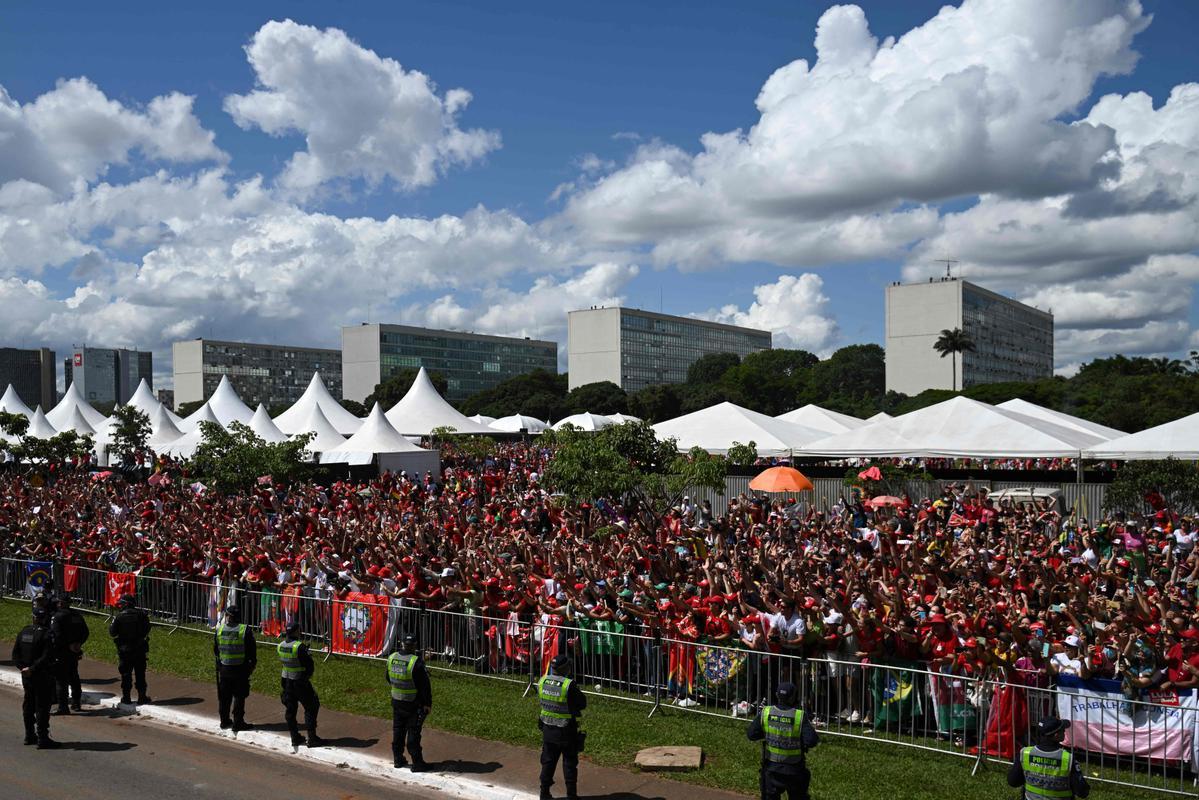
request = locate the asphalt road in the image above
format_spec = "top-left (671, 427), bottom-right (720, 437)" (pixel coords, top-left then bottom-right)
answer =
top-left (0, 684), bottom-right (430, 799)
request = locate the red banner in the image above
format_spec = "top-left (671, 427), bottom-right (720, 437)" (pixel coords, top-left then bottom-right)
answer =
top-left (63, 565), bottom-right (79, 593)
top-left (331, 592), bottom-right (388, 656)
top-left (104, 572), bottom-right (137, 606)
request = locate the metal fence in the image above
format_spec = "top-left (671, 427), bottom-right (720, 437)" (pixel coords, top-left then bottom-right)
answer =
top-left (1, 557), bottom-right (1190, 795)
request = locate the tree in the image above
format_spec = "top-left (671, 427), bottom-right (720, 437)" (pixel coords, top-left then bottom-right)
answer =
top-left (726, 440), bottom-right (758, 467)
top-left (520, 391), bottom-right (569, 423)
top-left (565, 381), bottom-right (628, 415)
top-left (459, 369), bottom-right (567, 417)
top-left (339, 398), bottom-right (369, 417)
top-left (802, 344), bottom-right (886, 415)
top-left (366, 369), bottom-right (448, 409)
top-left (0, 412), bottom-right (93, 467)
top-left (1105, 459), bottom-right (1199, 516)
top-left (627, 384), bottom-right (681, 423)
top-left (107, 405), bottom-right (151, 467)
top-left (717, 349), bottom-right (818, 416)
top-left (686, 352), bottom-right (741, 386)
top-left (176, 400), bottom-right (205, 418)
top-left (932, 328), bottom-right (976, 391)
top-left (541, 420), bottom-right (726, 533)
top-left (187, 421), bottom-right (315, 494)
top-left (0, 411), bottom-right (30, 441)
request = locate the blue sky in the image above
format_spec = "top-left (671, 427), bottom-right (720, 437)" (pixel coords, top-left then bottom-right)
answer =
top-left (1, 1), bottom-right (1197, 382)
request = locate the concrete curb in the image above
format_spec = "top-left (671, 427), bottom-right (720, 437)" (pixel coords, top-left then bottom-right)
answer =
top-left (0, 667), bottom-right (536, 800)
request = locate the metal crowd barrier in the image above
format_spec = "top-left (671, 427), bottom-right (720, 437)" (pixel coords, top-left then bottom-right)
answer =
top-left (1, 557), bottom-right (1193, 796)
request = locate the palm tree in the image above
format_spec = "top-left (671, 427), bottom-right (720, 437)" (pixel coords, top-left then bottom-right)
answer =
top-left (933, 328), bottom-right (976, 391)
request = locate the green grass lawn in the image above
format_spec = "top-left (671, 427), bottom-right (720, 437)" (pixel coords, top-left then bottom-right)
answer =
top-left (0, 598), bottom-right (1177, 800)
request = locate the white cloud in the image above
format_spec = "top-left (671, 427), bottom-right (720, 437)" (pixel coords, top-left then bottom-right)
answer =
top-left (225, 19), bottom-right (499, 197)
top-left (697, 273), bottom-right (839, 354)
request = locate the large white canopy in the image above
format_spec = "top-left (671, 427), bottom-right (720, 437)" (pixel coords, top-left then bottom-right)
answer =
top-left (272, 372), bottom-right (362, 436)
top-left (291, 403), bottom-right (347, 455)
top-left (201, 375), bottom-right (254, 428)
top-left (607, 413), bottom-right (642, 424)
top-left (161, 402), bottom-right (221, 458)
top-left (26, 408), bottom-right (57, 439)
top-left (249, 404), bottom-right (288, 443)
top-left (996, 399), bottom-right (1126, 441)
top-left (491, 414), bottom-right (549, 433)
top-left (0, 385), bottom-right (34, 418)
top-left (58, 406), bottom-right (97, 436)
top-left (46, 382), bottom-right (107, 430)
top-left (1084, 412), bottom-right (1199, 460)
top-left (653, 402), bottom-right (828, 455)
top-left (127, 378), bottom-right (185, 427)
top-left (866, 412), bottom-right (893, 423)
top-left (775, 404), bottom-right (866, 436)
top-left (324, 403), bottom-right (434, 464)
top-left (467, 414), bottom-right (496, 425)
top-left (385, 368), bottom-right (494, 435)
top-left (552, 412), bottom-right (613, 431)
top-left (147, 405), bottom-right (185, 448)
top-left (803, 396), bottom-right (1108, 458)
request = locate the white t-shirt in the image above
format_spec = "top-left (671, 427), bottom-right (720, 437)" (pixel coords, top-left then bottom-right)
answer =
top-left (764, 611), bottom-right (806, 641)
top-left (1051, 653), bottom-right (1084, 676)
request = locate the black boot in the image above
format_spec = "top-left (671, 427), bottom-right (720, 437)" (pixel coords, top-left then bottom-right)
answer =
top-left (410, 760), bottom-right (430, 772)
top-left (291, 734), bottom-right (306, 748)
top-left (23, 732), bottom-right (36, 746)
top-left (540, 789), bottom-right (553, 800)
top-left (121, 694), bottom-right (132, 705)
top-left (393, 755), bottom-right (408, 769)
top-left (306, 734), bottom-right (327, 748)
top-left (53, 706), bottom-right (70, 716)
top-left (38, 737), bottom-right (61, 749)
top-left (566, 783), bottom-right (579, 800)
top-left (137, 693), bottom-right (151, 704)
top-left (232, 720), bottom-right (253, 733)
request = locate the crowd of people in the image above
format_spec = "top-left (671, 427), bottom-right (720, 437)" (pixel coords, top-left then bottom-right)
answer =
top-left (0, 441), bottom-right (1193, 735)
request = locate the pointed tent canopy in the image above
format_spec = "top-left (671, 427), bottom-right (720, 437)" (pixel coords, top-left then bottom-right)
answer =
top-left (606, 413), bottom-right (642, 424)
top-left (58, 406), bottom-right (97, 436)
top-left (866, 412), bottom-right (893, 423)
top-left (291, 403), bottom-right (347, 454)
top-left (775, 404), bottom-right (866, 436)
top-left (0, 385), bottom-right (34, 418)
top-left (26, 408), bottom-right (58, 439)
top-left (127, 378), bottom-right (185, 427)
top-left (1084, 412), bottom-right (1199, 460)
top-left (249, 404), bottom-right (288, 444)
top-left (272, 372), bottom-right (363, 436)
top-left (996, 398), bottom-right (1127, 441)
top-left (385, 367), bottom-right (494, 435)
top-left (204, 375), bottom-right (254, 427)
top-left (803, 396), bottom-right (1108, 458)
top-left (467, 414), bottom-right (496, 425)
top-left (652, 402), bottom-right (828, 455)
top-left (161, 402), bottom-right (221, 458)
top-left (490, 414), bottom-right (549, 434)
top-left (323, 403), bottom-right (434, 464)
top-left (146, 404), bottom-right (185, 447)
top-left (552, 412), bottom-right (614, 432)
top-left (46, 382), bottom-right (108, 430)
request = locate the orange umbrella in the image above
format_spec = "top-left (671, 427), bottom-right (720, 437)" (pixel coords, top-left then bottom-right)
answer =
top-left (868, 495), bottom-right (906, 508)
top-left (748, 466), bottom-right (814, 493)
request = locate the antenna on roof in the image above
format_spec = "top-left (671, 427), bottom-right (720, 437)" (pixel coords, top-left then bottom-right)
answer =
top-left (939, 258), bottom-right (959, 278)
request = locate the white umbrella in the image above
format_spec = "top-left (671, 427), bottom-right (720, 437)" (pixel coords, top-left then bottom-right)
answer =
top-left (490, 414), bottom-right (549, 433)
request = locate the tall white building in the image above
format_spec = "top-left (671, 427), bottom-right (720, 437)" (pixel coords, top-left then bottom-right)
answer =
top-left (884, 278), bottom-right (1053, 395)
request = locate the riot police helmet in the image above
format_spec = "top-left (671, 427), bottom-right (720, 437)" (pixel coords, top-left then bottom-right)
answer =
top-left (223, 605), bottom-right (241, 624)
top-left (285, 620), bottom-right (302, 639)
top-left (119, 594), bottom-right (137, 609)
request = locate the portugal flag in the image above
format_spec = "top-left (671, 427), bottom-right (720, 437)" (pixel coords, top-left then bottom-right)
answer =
top-left (105, 572), bottom-right (137, 606)
top-left (332, 592), bottom-right (388, 656)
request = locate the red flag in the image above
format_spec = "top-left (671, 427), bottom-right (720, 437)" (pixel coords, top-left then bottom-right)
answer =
top-left (104, 572), bottom-right (136, 606)
top-left (63, 565), bottom-right (79, 593)
top-left (858, 466), bottom-right (883, 481)
top-left (539, 616), bottom-right (562, 675)
top-left (331, 592), bottom-right (388, 656)
top-left (980, 683), bottom-right (1029, 758)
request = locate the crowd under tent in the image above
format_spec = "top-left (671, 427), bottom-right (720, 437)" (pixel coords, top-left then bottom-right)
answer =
top-left (291, 403), bottom-right (347, 457)
top-left (652, 401), bottom-right (828, 456)
top-left (271, 372), bottom-right (363, 436)
top-left (0, 385), bottom-right (34, 418)
top-left (775, 404), bottom-right (866, 436)
top-left (1084, 411), bottom-right (1199, 461)
top-left (323, 403), bottom-right (441, 475)
top-left (552, 412), bottom-right (613, 432)
top-left (249, 404), bottom-right (289, 443)
top-left (385, 368), bottom-right (494, 436)
top-left (490, 414), bottom-right (549, 434)
top-left (996, 398), bottom-right (1126, 441)
top-left (46, 382), bottom-right (108, 430)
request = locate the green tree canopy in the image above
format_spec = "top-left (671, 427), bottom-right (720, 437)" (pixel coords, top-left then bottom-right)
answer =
top-left (339, 398), bottom-right (369, 417)
top-left (686, 352), bottom-right (741, 386)
top-left (627, 384), bottom-right (682, 423)
top-left (565, 381), bottom-right (628, 415)
top-left (1105, 459), bottom-right (1199, 516)
top-left (458, 369), bottom-right (567, 417)
top-left (107, 405), bottom-right (151, 466)
top-left (187, 421), bottom-right (315, 494)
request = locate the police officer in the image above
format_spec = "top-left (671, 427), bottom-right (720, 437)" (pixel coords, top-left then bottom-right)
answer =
top-left (537, 654), bottom-right (586, 800)
top-left (746, 682), bottom-right (819, 800)
top-left (279, 620), bottom-right (324, 748)
top-left (1008, 717), bottom-right (1090, 799)
top-left (109, 594), bottom-right (151, 705)
top-left (213, 605), bottom-right (256, 731)
top-left (12, 605), bottom-right (59, 748)
top-left (51, 592), bottom-right (89, 714)
top-left (386, 632), bottom-right (431, 771)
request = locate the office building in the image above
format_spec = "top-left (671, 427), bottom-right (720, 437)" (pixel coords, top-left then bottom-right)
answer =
top-left (567, 307), bottom-right (772, 392)
top-left (157, 389), bottom-right (174, 409)
top-left (0, 347), bottom-right (56, 410)
top-left (342, 324), bottom-right (558, 403)
top-left (63, 346), bottom-right (152, 407)
top-left (885, 278), bottom-right (1054, 395)
top-left (173, 339), bottom-right (341, 410)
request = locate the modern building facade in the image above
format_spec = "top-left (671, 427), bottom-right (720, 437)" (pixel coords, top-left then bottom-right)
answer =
top-left (885, 278), bottom-right (1054, 395)
top-left (173, 339), bottom-right (341, 410)
top-left (342, 323), bottom-right (558, 403)
top-left (0, 347), bottom-right (56, 410)
top-left (567, 307), bottom-right (772, 392)
top-left (63, 347), bottom-right (152, 407)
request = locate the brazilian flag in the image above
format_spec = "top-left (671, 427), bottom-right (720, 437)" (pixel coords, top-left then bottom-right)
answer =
top-left (871, 660), bottom-right (923, 727)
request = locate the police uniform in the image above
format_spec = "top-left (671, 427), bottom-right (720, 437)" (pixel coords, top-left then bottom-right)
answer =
top-left (213, 612), bottom-right (257, 730)
top-left (1008, 742), bottom-right (1090, 798)
top-left (51, 596), bottom-right (89, 713)
top-left (278, 629), bottom-right (322, 746)
top-left (537, 661), bottom-right (586, 800)
top-left (109, 596), bottom-right (151, 704)
top-left (746, 697), bottom-right (819, 800)
top-left (11, 610), bottom-right (59, 748)
top-left (386, 644), bottom-right (432, 769)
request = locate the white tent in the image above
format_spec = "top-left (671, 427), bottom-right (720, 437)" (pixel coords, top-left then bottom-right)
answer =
top-left (490, 414), bottom-right (549, 434)
top-left (803, 396), bottom-right (1108, 458)
top-left (26, 408), bottom-right (57, 439)
top-left (58, 406), bottom-right (97, 437)
top-left (0, 385), bottom-right (34, 418)
top-left (653, 402), bottom-right (828, 455)
top-left (996, 399), bottom-right (1126, 441)
top-left (607, 413), bottom-right (642, 424)
top-left (467, 414), bottom-right (496, 425)
top-left (867, 412), bottom-right (893, 423)
top-left (200, 375), bottom-right (254, 428)
top-left (127, 378), bottom-right (185, 427)
top-left (290, 403), bottom-right (347, 456)
top-left (1084, 412), bottom-right (1199, 460)
top-left (323, 403), bottom-right (441, 474)
top-left (775, 405), bottom-right (866, 436)
top-left (249, 404), bottom-right (288, 443)
top-left (385, 368), bottom-right (494, 435)
top-left (161, 402), bottom-right (221, 458)
top-left (272, 372), bottom-right (363, 436)
top-left (552, 412), bottom-right (613, 432)
top-left (46, 382), bottom-right (107, 430)
top-left (147, 405), bottom-right (185, 448)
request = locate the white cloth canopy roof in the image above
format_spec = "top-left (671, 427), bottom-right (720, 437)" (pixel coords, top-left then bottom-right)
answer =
top-left (1084, 412), bottom-right (1199, 460)
top-left (26, 408), bottom-right (57, 439)
top-left (161, 402), bottom-right (221, 458)
top-left (58, 406), bottom-right (96, 436)
top-left (653, 402), bottom-right (828, 455)
top-left (46, 382), bottom-right (107, 430)
top-left (324, 403), bottom-right (433, 465)
top-left (467, 414), bottom-right (496, 425)
top-left (0, 384), bottom-right (34, 418)
top-left (606, 413), bottom-right (642, 424)
top-left (775, 404), bottom-right (866, 436)
top-left (866, 412), bottom-right (893, 423)
top-left (127, 378), bottom-right (185, 427)
top-left (490, 414), bottom-right (549, 433)
top-left (552, 412), bottom-right (613, 431)
top-left (996, 398), bottom-right (1126, 441)
top-left (803, 396), bottom-right (1108, 458)
top-left (147, 405), bottom-right (185, 447)
top-left (249, 404), bottom-right (288, 443)
top-left (272, 372), bottom-right (363, 436)
top-left (291, 403), bottom-right (347, 455)
top-left (199, 375), bottom-right (254, 428)
top-left (385, 368), bottom-right (494, 435)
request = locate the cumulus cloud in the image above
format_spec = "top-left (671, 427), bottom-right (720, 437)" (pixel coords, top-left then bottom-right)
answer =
top-left (696, 273), bottom-right (839, 354)
top-left (224, 19), bottom-right (500, 196)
